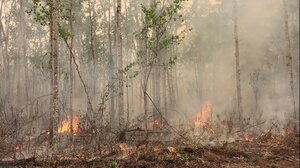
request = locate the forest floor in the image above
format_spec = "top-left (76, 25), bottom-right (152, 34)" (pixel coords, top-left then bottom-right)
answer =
top-left (1, 132), bottom-right (299, 168)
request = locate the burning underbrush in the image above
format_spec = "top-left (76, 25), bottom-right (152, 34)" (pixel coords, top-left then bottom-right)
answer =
top-left (58, 115), bottom-right (80, 135)
top-left (0, 107), bottom-right (299, 167)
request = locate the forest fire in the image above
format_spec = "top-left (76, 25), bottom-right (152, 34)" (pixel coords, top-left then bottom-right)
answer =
top-left (192, 101), bottom-right (212, 127)
top-left (0, 0), bottom-right (298, 167)
top-left (58, 116), bottom-right (79, 134)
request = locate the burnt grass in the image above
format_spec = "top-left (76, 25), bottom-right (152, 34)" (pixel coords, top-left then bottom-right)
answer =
top-left (1, 133), bottom-right (299, 168)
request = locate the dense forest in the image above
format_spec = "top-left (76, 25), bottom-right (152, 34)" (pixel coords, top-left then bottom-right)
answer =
top-left (0, 0), bottom-right (299, 167)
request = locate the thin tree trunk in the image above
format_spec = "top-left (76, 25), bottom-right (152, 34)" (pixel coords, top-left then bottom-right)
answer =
top-left (174, 64), bottom-right (179, 105)
top-left (142, 38), bottom-right (150, 131)
top-left (68, 0), bottom-right (74, 140)
top-left (124, 0), bottom-right (130, 127)
top-left (126, 75), bottom-right (130, 127)
top-left (162, 67), bottom-right (167, 119)
top-left (108, 2), bottom-right (116, 129)
top-left (116, 0), bottom-right (124, 130)
top-left (88, 0), bottom-right (96, 115)
top-left (16, 37), bottom-right (21, 107)
top-left (167, 69), bottom-right (172, 107)
top-left (233, 0), bottom-right (243, 124)
top-left (151, 0), bottom-right (161, 125)
top-left (0, 1), bottom-right (11, 118)
top-left (49, 0), bottom-right (60, 146)
top-left (143, 68), bottom-right (152, 131)
top-left (17, 0), bottom-right (27, 112)
top-left (283, 0), bottom-right (297, 132)
top-left (153, 63), bottom-right (161, 123)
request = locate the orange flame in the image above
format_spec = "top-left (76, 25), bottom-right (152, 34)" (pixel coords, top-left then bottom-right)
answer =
top-left (193, 101), bottom-right (212, 127)
top-left (243, 134), bottom-right (253, 142)
top-left (58, 115), bottom-right (79, 134)
top-left (153, 119), bottom-right (160, 126)
top-left (151, 119), bottom-right (162, 129)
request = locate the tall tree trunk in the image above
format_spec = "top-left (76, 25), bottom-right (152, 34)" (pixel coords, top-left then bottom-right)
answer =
top-left (167, 69), bottom-right (172, 107)
top-left (15, 2), bottom-right (21, 107)
top-left (233, 0), bottom-right (243, 124)
top-left (49, 0), bottom-right (60, 146)
top-left (88, 0), bottom-right (96, 115)
top-left (68, 0), bottom-right (74, 140)
top-left (152, 61), bottom-right (161, 124)
top-left (162, 67), bottom-right (167, 119)
top-left (17, 0), bottom-right (28, 113)
top-left (116, 0), bottom-right (124, 130)
top-left (108, 2), bottom-right (116, 129)
top-left (124, 1), bottom-right (130, 127)
top-left (174, 63), bottom-right (179, 105)
top-left (0, 2), bottom-right (11, 118)
top-left (151, 0), bottom-right (161, 125)
top-left (142, 34), bottom-right (150, 132)
top-left (16, 35), bottom-right (21, 108)
top-left (283, 0), bottom-right (297, 132)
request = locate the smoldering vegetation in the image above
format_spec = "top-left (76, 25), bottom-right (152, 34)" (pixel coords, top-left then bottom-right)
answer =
top-left (0, 0), bottom-right (298, 161)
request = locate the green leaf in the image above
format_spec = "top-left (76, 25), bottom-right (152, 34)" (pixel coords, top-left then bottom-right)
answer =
top-left (59, 27), bottom-right (72, 40)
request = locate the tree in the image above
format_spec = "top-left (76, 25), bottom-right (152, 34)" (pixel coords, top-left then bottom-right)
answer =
top-left (249, 69), bottom-right (263, 131)
top-left (0, 0), bottom-right (11, 114)
top-left (282, 0), bottom-right (297, 132)
top-left (107, 0), bottom-right (116, 129)
top-left (233, 0), bottom-right (243, 124)
top-left (88, 0), bottom-right (96, 114)
top-left (150, 0), bottom-right (162, 125)
top-left (138, 0), bottom-right (187, 131)
top-left (49, 0), bottom-right (60, 145)
top-left (67, 0), bottom-right (75, 140)
top-left (116, 0), bottom-right (124, 131)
